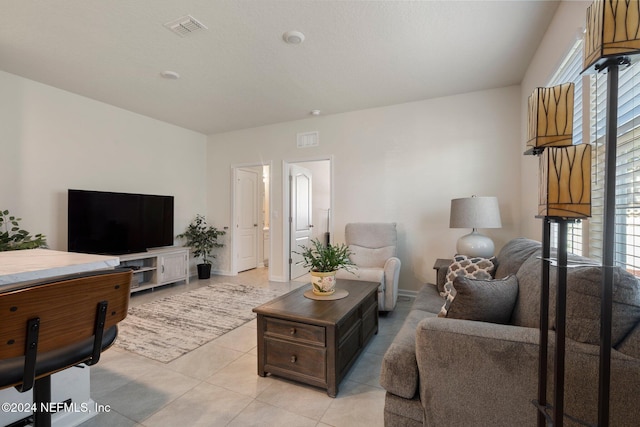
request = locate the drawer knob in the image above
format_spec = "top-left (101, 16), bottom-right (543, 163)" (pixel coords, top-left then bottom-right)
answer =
top-left (290, 355), bottom-right (297, 363)
top-left (290, 328), bottom-right (296, 335)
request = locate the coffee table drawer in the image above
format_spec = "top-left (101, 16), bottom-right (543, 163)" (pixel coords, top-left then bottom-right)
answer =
top-left (362, 303), bottom-right (378, 340)
top-left (264, 317), bottom-right (325, 345)
top-left (264, 338), bottom-right (326, 380)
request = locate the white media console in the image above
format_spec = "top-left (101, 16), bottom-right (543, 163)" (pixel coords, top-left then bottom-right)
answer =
top-left (118, 247), bottom-right (189, 293)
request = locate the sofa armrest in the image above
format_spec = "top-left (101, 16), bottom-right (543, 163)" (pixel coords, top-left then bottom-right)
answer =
top-left (415, 318), bottom-right (640, 426)
top-left (382, 256), bottom-right (401, 311)
top-left (416, 318), bottom-right (540, 426)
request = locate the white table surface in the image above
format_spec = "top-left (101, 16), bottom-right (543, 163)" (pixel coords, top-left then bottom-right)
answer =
top-left (0, 248), bottom-right (119, 285)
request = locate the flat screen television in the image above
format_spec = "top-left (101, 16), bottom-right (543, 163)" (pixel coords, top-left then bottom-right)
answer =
top-left (68, 189), bottom-right (174, 255)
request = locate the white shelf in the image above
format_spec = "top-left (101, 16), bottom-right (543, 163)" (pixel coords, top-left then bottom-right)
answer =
top-left (118, 247), bottom-right (189, 293)
top-left (134, 266), bottom-right (156, 273)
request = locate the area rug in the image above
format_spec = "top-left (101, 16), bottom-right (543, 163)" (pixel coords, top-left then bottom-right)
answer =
top-left (114, 282), bottom-right (284, 363)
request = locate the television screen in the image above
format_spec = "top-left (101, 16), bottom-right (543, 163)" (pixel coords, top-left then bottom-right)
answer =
top-left (68, 189), bottom-right (174, 255)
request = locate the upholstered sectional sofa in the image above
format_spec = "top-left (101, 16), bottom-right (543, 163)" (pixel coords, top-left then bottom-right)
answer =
top-left (380, 238), bottom-right (640, 426)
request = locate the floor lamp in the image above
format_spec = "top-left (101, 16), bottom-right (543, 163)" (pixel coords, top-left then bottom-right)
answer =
top-left (584, 1), bottom-right (640, 426)
top-left (526, 1), bottom-right (640, 426)
top-left (526, 80), bottom-right (592, 427)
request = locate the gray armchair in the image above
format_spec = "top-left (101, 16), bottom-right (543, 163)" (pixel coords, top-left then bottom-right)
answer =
top-left (335, 222), bottom-right (401, 311)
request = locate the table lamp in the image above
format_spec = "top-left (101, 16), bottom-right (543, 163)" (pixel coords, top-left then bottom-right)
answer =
top-left (450, 196), bottom-right (502, 257)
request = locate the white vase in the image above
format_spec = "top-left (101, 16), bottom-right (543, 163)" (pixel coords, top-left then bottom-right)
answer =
top-left (310, 271), bottom-right (337, 296)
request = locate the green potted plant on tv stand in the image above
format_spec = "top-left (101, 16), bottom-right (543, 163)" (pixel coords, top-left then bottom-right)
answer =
top-left (177, 214), bottom-right (225, 279)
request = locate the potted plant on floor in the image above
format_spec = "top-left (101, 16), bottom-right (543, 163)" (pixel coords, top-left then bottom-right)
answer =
top-left (296, 238), bottom-right (356, 295)
top-left (177, 214), bottom-right (225, 279)
top-left (0, 210), bottom-right (47, 251)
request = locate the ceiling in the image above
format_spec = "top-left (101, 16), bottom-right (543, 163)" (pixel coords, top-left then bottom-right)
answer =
top-left (0, 0), bottom-right (559, 135)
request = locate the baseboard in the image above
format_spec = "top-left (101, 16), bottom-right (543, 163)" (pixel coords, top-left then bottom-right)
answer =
top-left (398, 289), bottom-right (418, 299)
top-left (211, 270), bottom-right (234, 276)
top-left (188, 270), bottom-right (233, 281)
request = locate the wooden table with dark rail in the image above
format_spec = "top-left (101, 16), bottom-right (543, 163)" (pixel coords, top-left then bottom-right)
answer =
top-left (253, 279), bottom-right (379, 397)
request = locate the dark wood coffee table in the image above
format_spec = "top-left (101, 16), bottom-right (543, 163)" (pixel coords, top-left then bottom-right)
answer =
top-left (253, 279), bottom-right (379, 397)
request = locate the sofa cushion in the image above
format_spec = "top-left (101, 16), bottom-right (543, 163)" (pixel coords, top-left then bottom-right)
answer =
top-left (349, 244), bottom-right (395, 268)
top-left (616, 321), bottom-right (640, 359)
top-left (514, 254), bottom-right (640, 346)
top-left (440, 255), bottom-right (496, 316)
top-left (411, 283), bottom-right (446, 314)
top-left (380, 309), bottom-right (435, 399)
top-left (494, 238), bottom-right (541, 279)
top-left (445, 275), bottom-right (519, 324)
top-left (566, 266), bottom-right (640, 346)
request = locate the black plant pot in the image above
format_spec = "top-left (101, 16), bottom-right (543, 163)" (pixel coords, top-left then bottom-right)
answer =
top-left (197, 263), bottom-right (212, 280)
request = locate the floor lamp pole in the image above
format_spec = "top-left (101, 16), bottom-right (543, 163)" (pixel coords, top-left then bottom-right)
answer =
top-left (537, 218), bottom-right (551, 427)
top-left (597, 56), bottom-right (628, 427)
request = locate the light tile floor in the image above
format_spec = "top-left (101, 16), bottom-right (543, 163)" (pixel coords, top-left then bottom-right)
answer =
top-left (80, 268), bottom-right (412, 427)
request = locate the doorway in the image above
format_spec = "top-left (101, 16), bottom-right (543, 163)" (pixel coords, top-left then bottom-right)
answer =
top-left (232, 164), bottom-right (271, 275)
top-left (285, 158), bottom-right (332, 281)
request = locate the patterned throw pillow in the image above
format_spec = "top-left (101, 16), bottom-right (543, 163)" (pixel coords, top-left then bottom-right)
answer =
top-left (438, 255), bottom-right (496, 317)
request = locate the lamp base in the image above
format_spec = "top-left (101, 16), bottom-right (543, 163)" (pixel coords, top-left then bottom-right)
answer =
top-left (456, 230), bottom-right (495, 258)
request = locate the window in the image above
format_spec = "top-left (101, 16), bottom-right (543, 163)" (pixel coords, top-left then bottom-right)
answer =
top-left (546, 36), bottom-right (640, 276)
top-left (589, 57), bottom-right (640, 275)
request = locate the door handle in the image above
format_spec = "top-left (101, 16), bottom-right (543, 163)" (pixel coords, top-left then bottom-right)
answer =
top-left (254, 224), bottom-right (258, 227)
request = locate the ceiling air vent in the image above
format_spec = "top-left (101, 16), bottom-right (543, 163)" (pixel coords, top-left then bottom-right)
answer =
top-left (164, 15), bottom-right (208, 37)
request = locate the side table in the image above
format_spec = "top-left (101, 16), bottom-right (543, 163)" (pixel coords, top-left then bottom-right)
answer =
top-left (433, 258), bottom-right (452, 289)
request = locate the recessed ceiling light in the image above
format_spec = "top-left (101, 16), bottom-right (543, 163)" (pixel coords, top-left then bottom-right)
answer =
top-left (310, 110), bottom-right (321, 116)
top-left (283, 30), bottom-right (305, 45)
top-left (160, 70), bottom-right (180, 80)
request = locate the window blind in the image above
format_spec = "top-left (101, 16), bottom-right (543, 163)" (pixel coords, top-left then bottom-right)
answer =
top-left (589, 60), bottom-right (640, 275)
top-left (541, 33), bottom-right (640, 276)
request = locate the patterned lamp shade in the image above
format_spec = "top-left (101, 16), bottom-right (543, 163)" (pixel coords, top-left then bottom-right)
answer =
top-left (538, 144), bottom-right (592, 219)
top-left (526, 83), bottom-right (574, 155)
top-left (584, 0), bottom-right (640, 70)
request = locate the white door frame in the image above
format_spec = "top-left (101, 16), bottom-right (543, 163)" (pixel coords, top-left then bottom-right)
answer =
top-left (282, 156), bottom-right (333, 282)
top-left (231, 161), bottom-right (273, 277)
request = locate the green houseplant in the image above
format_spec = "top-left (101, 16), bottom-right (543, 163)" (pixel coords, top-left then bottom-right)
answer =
top-left (0, 210), bottom-right (47, 251)
top-left (296, 238), bottom-right (356, 295)
top-left (176, 214), bottom-right (225, 279)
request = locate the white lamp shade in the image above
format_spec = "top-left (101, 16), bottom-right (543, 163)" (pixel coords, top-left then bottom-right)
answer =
top-left (450, 196), bottom-right (502, 258)
top-left (449, 196), bottom-right (502, 229)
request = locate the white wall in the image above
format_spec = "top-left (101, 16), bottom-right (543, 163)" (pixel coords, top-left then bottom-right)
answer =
top-left (207, 86), bottom-right (522, 292)
top-left (0, 70), bottom-right (208, 252)
top-left (520, 1), bottom-right (591, 238)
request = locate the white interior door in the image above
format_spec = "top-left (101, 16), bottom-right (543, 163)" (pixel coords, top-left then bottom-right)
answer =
top-left (236, 168), bottom-right (259, 272)
top-left (290, 164), bottom-right (313, 279)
